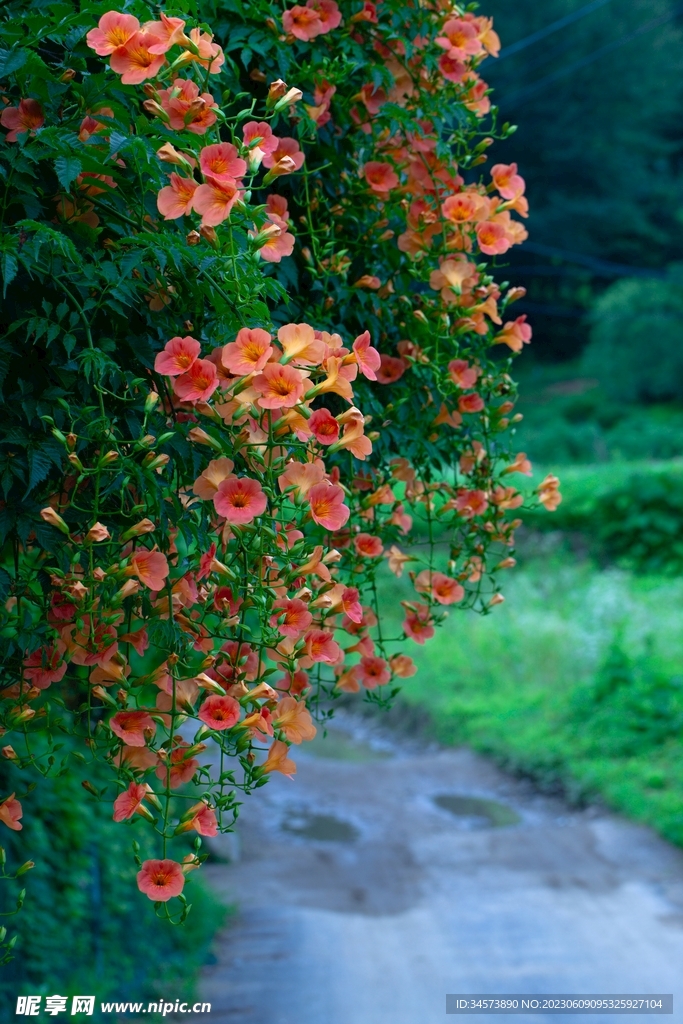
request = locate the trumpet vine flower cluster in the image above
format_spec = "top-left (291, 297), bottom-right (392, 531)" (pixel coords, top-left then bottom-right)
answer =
top-left (0, 0), bottom-right (559, 931)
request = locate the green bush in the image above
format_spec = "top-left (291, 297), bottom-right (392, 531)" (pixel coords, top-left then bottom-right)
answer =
top-left (596, 472), bottom-right (683, 570)
top-left (0, 760), bottom-right (226, 1020)
top-left (524, 463), bottom-right (683, 571)
top-left (570, 641), bottom-right (683, 758)
top-left (582, 267), bottom-right (683, 403)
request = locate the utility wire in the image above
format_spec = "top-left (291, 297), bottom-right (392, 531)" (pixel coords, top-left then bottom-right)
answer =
top-left (497, 0), bottom-right (613, 61)
top-left (502, 4), bottom-right (683, 105)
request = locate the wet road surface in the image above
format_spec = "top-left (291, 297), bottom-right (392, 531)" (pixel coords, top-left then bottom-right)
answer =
top-left (188, 717), bottom-right (683, 1024)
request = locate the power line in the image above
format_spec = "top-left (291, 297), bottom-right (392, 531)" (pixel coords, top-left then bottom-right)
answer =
top-left (502, 4), bottom-right (683, 105)
top-left (497, 0), bottom-right (613, 61)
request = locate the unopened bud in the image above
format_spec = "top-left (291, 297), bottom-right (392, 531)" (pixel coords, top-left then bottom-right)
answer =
top-left (143, 452), bottom-right (170, 473)
top-left (262, 156), bottom-right (297, 184)
top-left (67, 452), bottom-right (84, 472)
top-left (135, 803), bottom-right (157, 823)
top-left (142, 99), bottom-right (170, 122)
top-left (91, 685), bottom-right (117, 706)
top-left (60, 68), bottom-right (76, 82)
top-left (66, 433), bottom-right (77, 451)
top-left (250, 221), bottom-right (282, 250)
top-left (156, 142), bottom-right (194, 170)
top-left (144, 391), bottom-right (160, 415)
top-left (187, 427), bottom-right (221, 449)
top-left (7, 708), bottom-right (36, 724)
top-left (186, 230), bottom-right (201, 246)
top-left (273, 87), bottom-right (303, 113)
top-left (199, 225), bottom-right (219, 248)
top-left (496, 557), bottom-right (516, 569)
top-left (40, 507), bottom-right (70, 535)
top-left (84, 522), bottom-right (111, 545)
top-left (120, 518), bottom-right (155, 541)
top-left (16, 861), bottom-right (34, 876)
top-left (99, 450), bottom-right (119, 467)
top-left (249, 68), bottom-right (266, 83)
top-left (194, 672), bottom-right (226, 695)
top-left (266, 78), bottom-right (288, 106)
top-left (114, 578), bottom-right (141, 602)
top-left (0, 746), bottom-right (17, 760)
top-left (81, 780), bottom-right (99, 797)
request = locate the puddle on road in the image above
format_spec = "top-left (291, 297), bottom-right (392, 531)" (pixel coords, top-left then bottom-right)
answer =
top-left (301, 729), bottom-right (392, 763)
top-left (282, 811), bottom-right (360, 843)
top-left (433, 794), bottom-right (521, 827)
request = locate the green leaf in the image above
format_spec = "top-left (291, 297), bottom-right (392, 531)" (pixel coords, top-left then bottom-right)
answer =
top-left (0, 48), bottom-right (27, 78)
top-left (1, 251), bottom-right (17, 297)
top-left (26, 447), bottom-right (53, 494)
top-left (54, 155), bottom-right (82, 191)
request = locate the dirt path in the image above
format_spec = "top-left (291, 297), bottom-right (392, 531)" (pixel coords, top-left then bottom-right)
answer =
top-left (189, 717), bottom-right (683, 1024)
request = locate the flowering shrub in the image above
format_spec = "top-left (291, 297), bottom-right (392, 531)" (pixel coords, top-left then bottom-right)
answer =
top-left (0, 0), bottom-right (559, 936)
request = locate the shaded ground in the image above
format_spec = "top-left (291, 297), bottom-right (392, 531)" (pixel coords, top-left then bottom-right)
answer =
top-left (188, 717), bottom-right (683, 1024)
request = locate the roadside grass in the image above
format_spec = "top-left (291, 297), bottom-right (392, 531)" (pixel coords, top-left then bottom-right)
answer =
top-left (375, 544), bottom-right (683, 847)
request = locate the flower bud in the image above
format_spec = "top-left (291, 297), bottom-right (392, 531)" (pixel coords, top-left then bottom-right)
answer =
top-left (186, 230), bottom-right (201, 246)
top-left (156, 142), bottom-right (193, 170)
top-left (67, 452), bottom-right (84, 473)
top-left (142, 452), bottom-right (170, 472)
top-left (199, 225), bottom-right (219, 248)
top-left (266, 78), bottom-right (288, 106)
top-left (114, 578), bottom-right (141, 602)
top-left (40, 507), bottom-right (70, 535)
top-left (249, 68), bottom-right (266, 83)
top-left (98, 450), bottom-right (119, 467)
top-left (496, 557), bottom-right (516, 569)
top-left (142, 99), bottom-right (170, 122)
top-left (16, 861), bottom-right (35, 876)
top-left (60, 68), bottom-right (76, 82)
top-left (66, 433), bottom-right (77, 451)
top-left (273, 87), bottom-right (303, 113)
top-left (144, 391), bottom-right (160, 415)
top-left (187, 427), bottom-right (221, 449)
top-left (91, 685), bottom-right (117, 706)
top-left (84, 522), bottom-right (110, 545)
top-left (194, 672), bottom-right (226, 695)
top-left (250, 221), bottom-right (282, 250)
top-left (1, 746), bottom-right (17, 760)
top-left (120, 518), bottom-right (155, 541)
top-left (262, 156), bottom-right (297, 184)
top-left (8, 708), bottom-right (35, 726)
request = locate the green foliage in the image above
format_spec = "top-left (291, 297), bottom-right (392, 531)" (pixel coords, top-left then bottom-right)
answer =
top-left (512, 364), bottom-right (683, 464)
top-left (0, 760), bottom-right (226, 1019)
top-left (571, 641), bottom-right (683, 757)
top-left (523, 461), bottom-right (683, 571)
top-left (582, 269), bottom-right (683, 402)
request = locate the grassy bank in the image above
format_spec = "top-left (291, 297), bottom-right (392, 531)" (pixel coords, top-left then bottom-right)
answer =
top-left (377, 545), bottom-right (683, 846)
top-left (0, 759), bottom-right (229, 1021)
